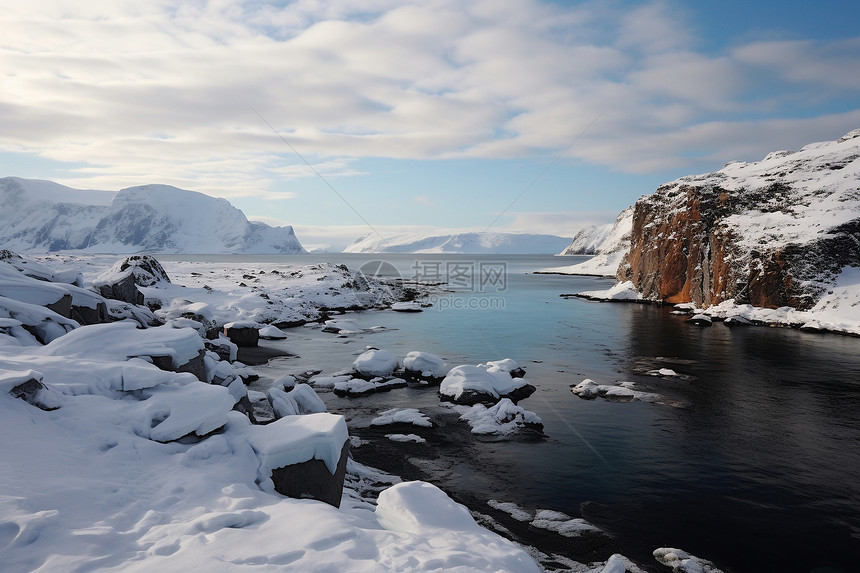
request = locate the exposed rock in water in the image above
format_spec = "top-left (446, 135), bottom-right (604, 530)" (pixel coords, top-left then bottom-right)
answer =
top-left (616, 129), bottom-right (860, 310)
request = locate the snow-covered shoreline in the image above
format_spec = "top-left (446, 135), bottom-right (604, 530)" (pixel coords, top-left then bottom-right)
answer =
top-left (0, 252), bottom-right (730, 572)
top-left (565, 268), bottom-right (860, 337)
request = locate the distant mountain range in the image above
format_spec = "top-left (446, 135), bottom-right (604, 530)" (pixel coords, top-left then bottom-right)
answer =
top-left (343, 231), bottom-right (573, 254)
top-left (0, 177), bottom-right (306, 254)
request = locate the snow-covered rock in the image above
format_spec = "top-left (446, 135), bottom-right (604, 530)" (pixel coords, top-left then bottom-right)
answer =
top-left (653, 547), bottom-right (724, 573)
top-left (402, 351), bottom-right (447, 380)
top-left (440, 361), bottom-right (535, 405)
top-left (453, 399), bottom-right (543, 435)
top-left (345, 231), bottom-right (571, 254)
top-left (352, 349), bottom-right (399, 378)
top-left (0, 177), bottom-right (306, 254)
top-left (370, 408), bottom-right (433, 428)
top-left (575, 281), bottom-right (642, 301)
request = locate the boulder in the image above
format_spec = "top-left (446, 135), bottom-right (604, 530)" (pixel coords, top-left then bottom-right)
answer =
top-left (223, 322), bottom-right (260, 347)
top-left (352, 349), bottom-right (398, 379)
top-left (247, 413), bottom-right (350, 508)
top-left (440, 363), bottom-right (534, 406)
top-left (93, 255), bottom-right (171, 306)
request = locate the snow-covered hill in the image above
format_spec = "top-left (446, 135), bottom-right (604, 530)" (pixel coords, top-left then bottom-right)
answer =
top-left (0, 178), bottom-right (305, 254)
top-left (539, 208), bottom-right (634, 276)
top-left (344, 231), bottom-right (572, 254)
top-left (558, 223), bottom-right (614, 255)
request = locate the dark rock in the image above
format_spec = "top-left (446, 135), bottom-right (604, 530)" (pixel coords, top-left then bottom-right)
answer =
top-left (45, 294), bottom-right (72, 318)
top-left (149, 349), bottom-right (207, 382)
top-left (94, 255), bottom-right (170, 306)
top-left (10, 378), bottom-right (59, 411)
top-left (224, 325), bottom-right (259, 347)
top-left (270, 442), bottom-right (349, 508)
top-left (70, 302), bottom-right (110, 325)
top-left (504, 383), bottom-right (536, 403)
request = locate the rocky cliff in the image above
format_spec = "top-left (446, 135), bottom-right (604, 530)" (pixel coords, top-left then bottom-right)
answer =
top-left (616, 129), bottom-right (860, 310)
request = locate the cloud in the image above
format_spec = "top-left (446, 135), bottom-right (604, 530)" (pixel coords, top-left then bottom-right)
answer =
top-left (413, 194), bottom-right (433, 206)
top-left (1, 0), bottom-right (858, 197)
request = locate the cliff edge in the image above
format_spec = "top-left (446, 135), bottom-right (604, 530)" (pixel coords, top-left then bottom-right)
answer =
top-left (617, 129), bottom-right (860, 310)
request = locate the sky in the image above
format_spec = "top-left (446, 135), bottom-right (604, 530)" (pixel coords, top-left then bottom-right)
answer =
top-left (2, 0), bottom-right (859, 251)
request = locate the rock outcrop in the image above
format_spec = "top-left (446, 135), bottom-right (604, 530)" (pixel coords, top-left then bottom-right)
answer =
top-left (616, 129), bottom-right (860, 310)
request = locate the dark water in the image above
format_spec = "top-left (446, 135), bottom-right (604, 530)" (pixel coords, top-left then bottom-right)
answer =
top-left (233, 254), bottom-right (860, 573)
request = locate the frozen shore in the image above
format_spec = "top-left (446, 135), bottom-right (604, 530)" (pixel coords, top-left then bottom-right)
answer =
top-left (0, 252), bottom-right (723, 572)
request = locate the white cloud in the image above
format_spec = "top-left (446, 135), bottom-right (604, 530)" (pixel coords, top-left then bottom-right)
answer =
top-left (0, 0), bottom-right (858, 196)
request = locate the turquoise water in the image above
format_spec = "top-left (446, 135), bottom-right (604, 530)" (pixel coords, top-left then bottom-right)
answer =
top-left (168, 254), bottom-right (860, 572)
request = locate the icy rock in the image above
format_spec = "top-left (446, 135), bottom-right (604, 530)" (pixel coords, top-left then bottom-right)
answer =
top-left (402, 351), bottom-right (447, 381)
top-left (391, 301), bottom-right (423, 312)
top-left (247, 413), bottom-right (349, 507)
top-left (571, 379), bottom-right (600, 398)
top-left (688, 314), bottom-right (712, 326)
top-left (530, 509), bottom-right (603, 537)
top-left (371, 408), bottom-right (433, 428)
top-left (352, 349), bottom-right (399, 378)
top-left (333, 377), bottom-right (407, 397)
top-left (385, 433), bottom-right (426, 443)
top-left (653, 547), bottom-right (724, 572)
top-left (455, 399), bottom-right (543, 435)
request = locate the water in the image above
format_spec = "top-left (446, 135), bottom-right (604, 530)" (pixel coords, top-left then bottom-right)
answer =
top-left (181, 253), bottom-right (860, 572)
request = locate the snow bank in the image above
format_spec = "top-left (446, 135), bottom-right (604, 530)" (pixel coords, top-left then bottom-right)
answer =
top-left (267, 383), bottom-right (327, 418)
top-left (41, 321), bottom-right (204, 369)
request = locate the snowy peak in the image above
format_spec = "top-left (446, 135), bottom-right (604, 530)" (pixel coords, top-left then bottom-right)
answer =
top-left (344, 232), bottom-right (572, 254)
top-left (0, 177), bottom-right (306, 254)
top-left (2, 177), bottom-right (116, 206)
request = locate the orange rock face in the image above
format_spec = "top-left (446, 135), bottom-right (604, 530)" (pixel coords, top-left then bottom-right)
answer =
top-left (617, 184), bottom-right (808, 310)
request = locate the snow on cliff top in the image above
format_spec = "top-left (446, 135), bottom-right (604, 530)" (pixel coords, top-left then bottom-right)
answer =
top-left (669, 128), bottom-right (860, 252)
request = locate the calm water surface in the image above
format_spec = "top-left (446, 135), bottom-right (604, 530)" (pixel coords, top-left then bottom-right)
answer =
top-left (170, 254), bottom-right (860, 572)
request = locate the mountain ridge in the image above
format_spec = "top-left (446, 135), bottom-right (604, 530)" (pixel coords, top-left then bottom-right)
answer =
top-left (0, 178), bottom-right (306, 254)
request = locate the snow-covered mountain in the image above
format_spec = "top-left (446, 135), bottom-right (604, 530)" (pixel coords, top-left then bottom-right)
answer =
top-left (558, 223), bottom-right (614, 255)
top-left (344, 231), bottom-right (572, 254)
top-left (539, 208), bottom-right (634, 276)
top-left (0, 178), bottom-right (306, 254)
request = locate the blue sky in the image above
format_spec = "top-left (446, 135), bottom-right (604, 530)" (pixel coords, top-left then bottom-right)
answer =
top-left (2, 0), bottom-right (859, 250)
